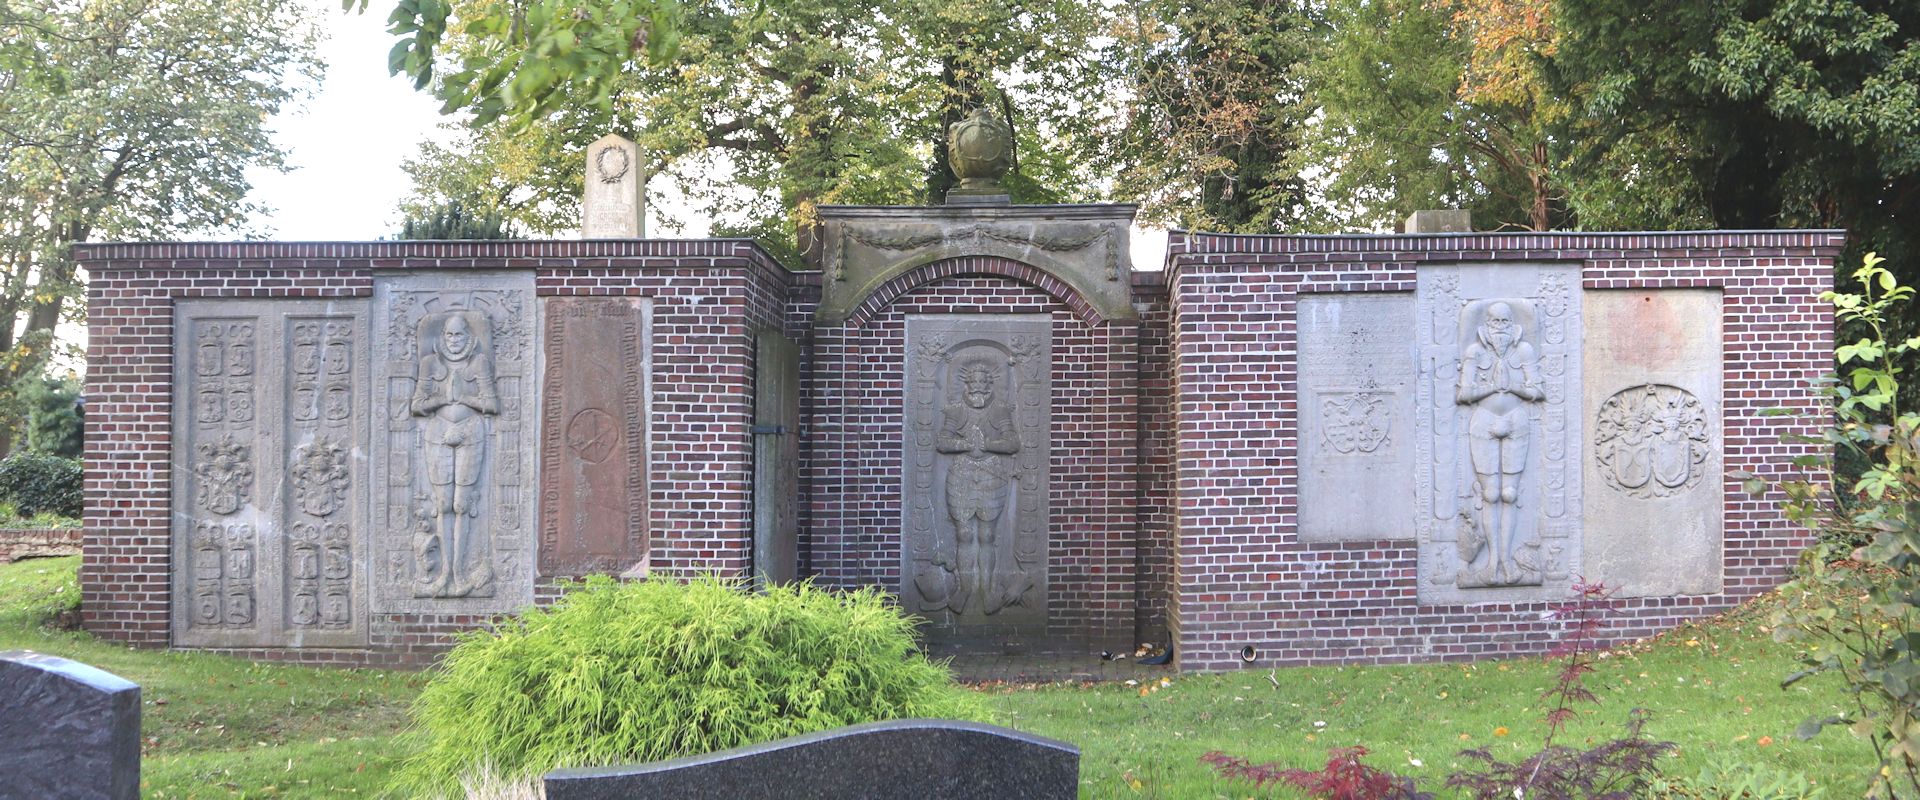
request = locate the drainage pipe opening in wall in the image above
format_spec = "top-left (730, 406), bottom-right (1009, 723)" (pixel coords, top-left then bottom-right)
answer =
top-left (1240, 645), bottom-right (1257, 663)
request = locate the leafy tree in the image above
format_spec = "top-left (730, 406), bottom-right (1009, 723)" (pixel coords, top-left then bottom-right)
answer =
top-left (1551, 0), bottom-right (1918, 263)
top-left (14, 371), bottom-right (81, 459)
top-left (1763, 255), bottom-right (1920, 798)
top-left (0, 0), bottom-right (321, 446)
top-left (1295, 0), bottom-right (1567, 232)
top-left (1103, 0), bottom-right (1316, 233)
top-left (399, 122), bottom-right (579, 236)
top-left (1550, 0), bottom-right (1920, 403)
top-left (388, 0), bottom-right (1109, 253)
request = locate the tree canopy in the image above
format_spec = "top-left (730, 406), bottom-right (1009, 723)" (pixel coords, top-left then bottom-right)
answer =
top-left (0, 0), bottom-right (321, 446)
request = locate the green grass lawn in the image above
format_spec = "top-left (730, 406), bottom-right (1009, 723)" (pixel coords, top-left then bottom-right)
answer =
top-left (0, 556), bottom-right (1876, 798)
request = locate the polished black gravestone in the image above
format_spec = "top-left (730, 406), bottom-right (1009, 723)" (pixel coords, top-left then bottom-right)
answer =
top-left (0, 650), bottom-right (141, 800)
top-left (544, 719), bottom-right (1079, 800)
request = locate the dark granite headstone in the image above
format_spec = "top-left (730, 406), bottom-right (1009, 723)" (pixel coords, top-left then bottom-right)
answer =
top-left (544, 719), bottom-right (1079, 800)
top-left (0, 650), bottom-right (141, 800)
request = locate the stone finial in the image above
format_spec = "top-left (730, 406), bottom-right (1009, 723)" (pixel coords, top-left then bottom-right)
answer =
top-left (945, 107), bottom-right (1014, 204)
top-left (1403, 209), bottom-right (1471, 233)
top-left (583, 133), bottom-right (645, 238)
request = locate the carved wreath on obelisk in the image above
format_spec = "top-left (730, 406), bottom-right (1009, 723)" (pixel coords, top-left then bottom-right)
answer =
top-left (407, 309), bottom-right (501, 598)
top-left (1454, 300), bottom-right (1545, 588)
top-left (1594, 384), bottom-right (1711, 499)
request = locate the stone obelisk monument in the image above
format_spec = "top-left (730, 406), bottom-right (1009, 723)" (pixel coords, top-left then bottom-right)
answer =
top-left (582, 133), bottom-right (645, 238)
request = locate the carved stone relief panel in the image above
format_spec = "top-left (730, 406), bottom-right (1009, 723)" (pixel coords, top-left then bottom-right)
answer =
top-left (539, 297), bottom-right (651, 578)
top-left (1414, 265), bottom-right (1583, 604)
top-left (371, 273), bottom-right (539, 615)
top-left (1583, 290), bottom-right (1723, 597)
top-left (173, 301), bottom-right (370, 648)
top-left (1296, 294), bottom-right (1417, 541)
top-left (903, 315), bottom-right (1050, 635)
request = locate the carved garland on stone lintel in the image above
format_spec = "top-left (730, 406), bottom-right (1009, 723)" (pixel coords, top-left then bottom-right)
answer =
top-left (833, 224), bottom-right (1120, 283)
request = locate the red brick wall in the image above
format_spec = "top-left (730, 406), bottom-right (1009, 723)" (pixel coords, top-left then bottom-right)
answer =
top-left (78, 229), bottom-right (1841, 672)
top-left (78, 240), bottom-right (791, 666)
top-left (1164, 230), bottom-right (1843, 671)
top-left (802, 256), bottom-right (1140, 648)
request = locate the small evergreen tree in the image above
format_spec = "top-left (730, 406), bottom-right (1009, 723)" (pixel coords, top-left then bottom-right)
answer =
top-left (397, 202), bottom-right (518, 241)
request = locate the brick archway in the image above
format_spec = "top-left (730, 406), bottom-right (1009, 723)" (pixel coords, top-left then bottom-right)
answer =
top-left (843, 256), bottom-right (1106, 328)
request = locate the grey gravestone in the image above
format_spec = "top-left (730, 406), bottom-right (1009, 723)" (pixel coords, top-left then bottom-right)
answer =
top-left (903, 315), bottom-right (1051, 646)
top-left (583, 133), bottom-right (645, 238)
top-left (543, 719), bottom-right (1079, 800)
top-left (173, 301), bottom-right (373, 648)
top-left (372, 272), bottom-right (540, 614)
top-left (1296, 293), bottom-right (1417, 541)
top-left (1583, 290), bottom-right (1723, 596)
top-left (0, 651), bottom-right (140, 800)
top-left (1415, 264), bottom-right (1583, 604)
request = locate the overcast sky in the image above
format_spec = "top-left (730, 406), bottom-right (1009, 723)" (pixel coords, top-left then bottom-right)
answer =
top-left (243, 2), bottom-right (1165, 265)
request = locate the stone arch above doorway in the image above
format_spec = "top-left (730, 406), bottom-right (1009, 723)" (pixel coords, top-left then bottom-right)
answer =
top-left (811, 203), bottom-right (1138, 325)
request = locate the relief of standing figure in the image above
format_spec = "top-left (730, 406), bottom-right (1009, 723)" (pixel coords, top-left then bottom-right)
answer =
top-left (935, 360), bottom-right (1021, 615)
top-left (1455, 302), bottom-right (1544, 585)
top-left (410, 310), bottom-right (500, 598)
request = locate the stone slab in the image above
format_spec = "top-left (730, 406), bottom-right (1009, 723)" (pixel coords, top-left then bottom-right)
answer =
top-left (813, 204), bottom-right (1138, 325)
top-left (540, 297), bottom-right (652, 578)
top-left (543, 719), bottom-right (1079, 800)
top-left (903, 315), bottom-right (1051, 643)
top-left (1296, 293), bottom-right (1417, 541)
top-left (173, 301), bottom-right (372, 648)
top-left (583, 133), bottom-right (644, 238)
top-left (1415, 264), bottom-right (1583, 604)
top-left (1583, 289), bottom-right (1724, 597)
top-left (0, 651), bottom-right (140, 800)
top-left (371, 272), bottom-right (540, 615)
top-left (1404, 210), bottom-right (1472, 233)
top-left (752, 329), bottom-right (801, 586)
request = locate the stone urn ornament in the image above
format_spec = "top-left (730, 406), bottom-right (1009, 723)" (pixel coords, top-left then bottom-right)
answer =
top-left (946, 106), bottom-right (1013, 199)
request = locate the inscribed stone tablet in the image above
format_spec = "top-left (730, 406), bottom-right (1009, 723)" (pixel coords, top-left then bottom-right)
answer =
top-left (1583, 289), bottom-right (1723, 597)
top-left (540, 297), bottom-right (652, 578)
top-left (902, 315), bottom-right (1051, 642)
top-left (172, 301), bottom-right (372, 648)
top-left (371, 272), bottom-right (539, 615)
top-left (1296, 293), bottom-right (1416, 541)
top-left (1414, 264), bottom-right (1584, 605)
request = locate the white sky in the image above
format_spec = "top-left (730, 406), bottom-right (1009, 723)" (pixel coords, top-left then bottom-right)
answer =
top-left (244, 2), bottom-right (1168, 266)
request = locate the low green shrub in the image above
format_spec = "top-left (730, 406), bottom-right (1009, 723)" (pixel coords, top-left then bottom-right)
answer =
top-left (391, 575), bottom-right (991, 796)
top-left (0, 453), bottom-right (80, 519)
top-left (1647, 754), bottom-right (1828, 799)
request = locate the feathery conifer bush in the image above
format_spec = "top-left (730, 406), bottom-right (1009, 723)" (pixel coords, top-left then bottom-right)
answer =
top-left (391, 575), bottom-right (990, 795)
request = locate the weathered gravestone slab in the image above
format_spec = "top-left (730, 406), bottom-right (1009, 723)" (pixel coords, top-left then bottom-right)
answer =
top-left (902, 315), bottom-right (1051, 646)
top-left (1296, 293), bottom-right (1417, 541)
top-left (1415, 264), bottom-right (1583, 604)
top-left (0, 651), bottom-right (140, 800)
top-left (1583, 289), bottom-right (1723, 597)
top-left (173, 301), bottom-right (372, 648)
top-left (540, 297), bottom-right (652, 578)
top-left (372, 273), bottom-right (540, 614)
top-left (543, 719), bottom-right (1079, 800)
